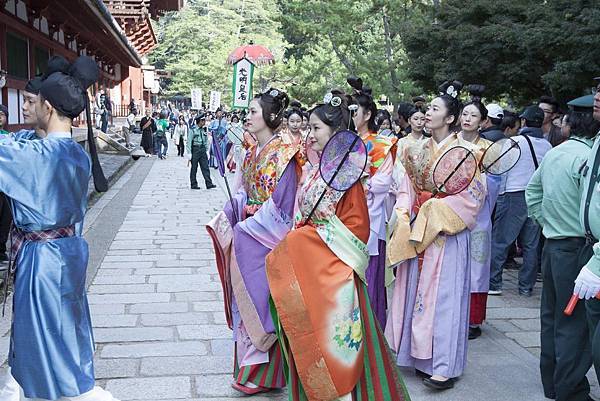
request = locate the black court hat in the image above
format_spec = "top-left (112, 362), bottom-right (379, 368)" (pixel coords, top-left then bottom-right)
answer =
top-left (25, 76), bottom-right (43, 95)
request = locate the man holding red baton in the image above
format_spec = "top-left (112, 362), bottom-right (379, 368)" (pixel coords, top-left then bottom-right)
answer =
top-left (573, 76), bottom-right (600, 393)
top-left (526, 91), bottom-right (599, 401)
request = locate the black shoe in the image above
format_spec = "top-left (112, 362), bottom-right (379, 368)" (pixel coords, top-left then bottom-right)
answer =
top-left (503, 259), bottom-right (522, 270)
top-left (415, 369), bottom-right (430, 379)
top-left (206, 184), bottom-right (217, 189)
top-left (519, 289), bottom-right (533, 297)
top-left (536, 272), bottom-right (543, 282)
top-left (468, 327), bottom-right (482, 340)
top-left (423, 377), bottom-right (455, 390)
top-left (191, 185), bottom-right (200, 190)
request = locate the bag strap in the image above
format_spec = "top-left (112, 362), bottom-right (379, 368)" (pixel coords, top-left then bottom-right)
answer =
top-left (583, 141), bottom-right (600, 242)
top-left (522, 134), bottom-right (539, 169)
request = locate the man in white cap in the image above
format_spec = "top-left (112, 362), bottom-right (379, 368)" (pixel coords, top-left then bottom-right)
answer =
top-left (480, 103), bottom-right (505, 142)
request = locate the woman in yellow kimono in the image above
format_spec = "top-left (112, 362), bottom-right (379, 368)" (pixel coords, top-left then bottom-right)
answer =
top-left (395, 107), bottom-right (426, 175)
top-left (386, 81), bottom-right (487, 390)
top-left (266, 90), bottom-right (410, 401)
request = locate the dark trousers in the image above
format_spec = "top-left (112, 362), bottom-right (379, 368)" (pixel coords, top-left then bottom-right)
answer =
top-left (540, 238), bottom-right (593, 401)
top-left (190, 145), bottom-right (213, 188)
top-left (154, 135), bottom-right (168, 157)
top-left (586, 282), bottom-right (600, 391)
top-left (490, 191), bottom-right (541, 292)
top-left (177, 141), bottom-right (185, 157)
top-left (101, 113), bottom-right (108, 133)
top-left (0, 194), bottom-right (11, 254)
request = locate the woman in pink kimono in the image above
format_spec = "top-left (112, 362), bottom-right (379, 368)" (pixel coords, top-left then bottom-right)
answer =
top-left (385, 81), bottom-right (487, 390)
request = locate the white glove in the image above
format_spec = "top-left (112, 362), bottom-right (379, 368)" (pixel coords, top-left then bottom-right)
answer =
top-left (574, 266), bottom-right (600, 300)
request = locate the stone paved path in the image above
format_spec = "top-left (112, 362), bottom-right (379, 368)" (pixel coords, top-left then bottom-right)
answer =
top-left (88, 149), bottom-right (285, 400)
top-left (76, 145), bottom-right (597, 400)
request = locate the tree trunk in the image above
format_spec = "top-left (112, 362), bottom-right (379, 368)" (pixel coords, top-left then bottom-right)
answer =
top-left (327, 32), bottom-right (356, 75)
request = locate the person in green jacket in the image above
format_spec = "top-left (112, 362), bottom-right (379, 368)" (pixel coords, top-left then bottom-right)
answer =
top-left (526, 94), bottom-right (600, 401)
top-left (573, 77), bottom-right (600, 393)
top-left (154, 111), bottom-right (170, 159)
top-left (187, 114), bottom-right (216, 190)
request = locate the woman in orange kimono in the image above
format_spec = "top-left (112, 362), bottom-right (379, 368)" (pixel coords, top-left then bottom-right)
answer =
top-left (206, 88), bottom-right (301, 395)
top-left (266, 90), bottom-right (410, 401)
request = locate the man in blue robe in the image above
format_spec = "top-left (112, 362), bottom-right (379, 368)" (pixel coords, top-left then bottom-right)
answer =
top-left (0, 56), bottom-right (117, 401)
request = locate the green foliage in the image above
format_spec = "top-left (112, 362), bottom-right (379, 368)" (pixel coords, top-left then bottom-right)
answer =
top-left (150, 0), bottom-right (599, 110)
top-left (149, 0), bottom-right (288, 105)
top-left (150, 0), bottom-right (425, 108)
top-left (276, 0), bottom-right (425, 105)
top-left (401, 0), bottom-right (600, 106)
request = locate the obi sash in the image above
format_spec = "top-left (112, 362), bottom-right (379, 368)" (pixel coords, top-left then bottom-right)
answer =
top-left (3, 225), bottom-right (76, 312)
top-left (317, 215), bottom-right (369, 282)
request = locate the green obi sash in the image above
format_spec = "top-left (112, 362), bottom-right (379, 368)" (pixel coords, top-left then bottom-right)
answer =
top-left (317, 215), bottom-right (370, 282)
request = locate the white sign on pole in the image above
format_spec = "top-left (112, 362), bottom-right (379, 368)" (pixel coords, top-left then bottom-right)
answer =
top-left (209, 90), bottom-right (221, 112)
top-left (232, 58), bottom-right (254, 109)
top-left (191, 88), bottom-right (203, 110)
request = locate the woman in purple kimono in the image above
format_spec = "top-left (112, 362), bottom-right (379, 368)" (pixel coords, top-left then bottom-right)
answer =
top-left (206, 88), bottom-right (300, 396)
top-left (348, 77), bottom-right (396, 328)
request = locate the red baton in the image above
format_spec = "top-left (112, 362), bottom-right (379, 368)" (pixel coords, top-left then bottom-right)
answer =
top-left (564, 293), bottom-right (600, 316)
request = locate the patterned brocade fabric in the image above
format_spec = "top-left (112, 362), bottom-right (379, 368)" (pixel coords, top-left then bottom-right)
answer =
top-left (402, 134), bottom-right (461, 193)
top-left (361, 132), bottom-right (394, 176)
top-left (296, 166), bottom-right (346, 226)
top-left (241, 135), bottom-right (299, 207)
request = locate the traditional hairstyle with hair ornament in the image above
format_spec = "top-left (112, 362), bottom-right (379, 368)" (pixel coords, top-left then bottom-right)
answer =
top-left (286, 100), bottom-right (303, 120)
top-left (254, 87), bottom-right (290, 130)
top-left (310, 89), bottom-right (354, 132)
top-left (347, 76), bottom-right (377, 132)
top-left (437, 79), bottom-right (464, 127)
top-left (463, 83), bottom-right (488, 121)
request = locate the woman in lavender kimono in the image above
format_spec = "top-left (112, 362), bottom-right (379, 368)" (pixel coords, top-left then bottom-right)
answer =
top-left (206, 88), bottom-right (301, 395)
top-left (385, 81), bottom-right (486, 390)
top-left (457, 89), bottom-right (502, 340)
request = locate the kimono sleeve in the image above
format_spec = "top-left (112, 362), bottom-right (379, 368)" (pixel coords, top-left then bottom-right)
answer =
top-left (0, 139), bottom-right (51, 205)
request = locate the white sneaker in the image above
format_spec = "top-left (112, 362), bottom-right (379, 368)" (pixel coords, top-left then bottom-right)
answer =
top-left (488, 289), bottom-right (502, 296)
top-left (63, 387), bottom-right (120, 401)
top-left (0, 368), bottom-right (21, 401)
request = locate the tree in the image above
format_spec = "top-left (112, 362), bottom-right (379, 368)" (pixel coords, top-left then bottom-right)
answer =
top-left (276, 0), bottom-right (424, 106)
top-left (401, 0), bottom-right (600, 106)
top-left (149, 0), bottom-right (289, 105)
